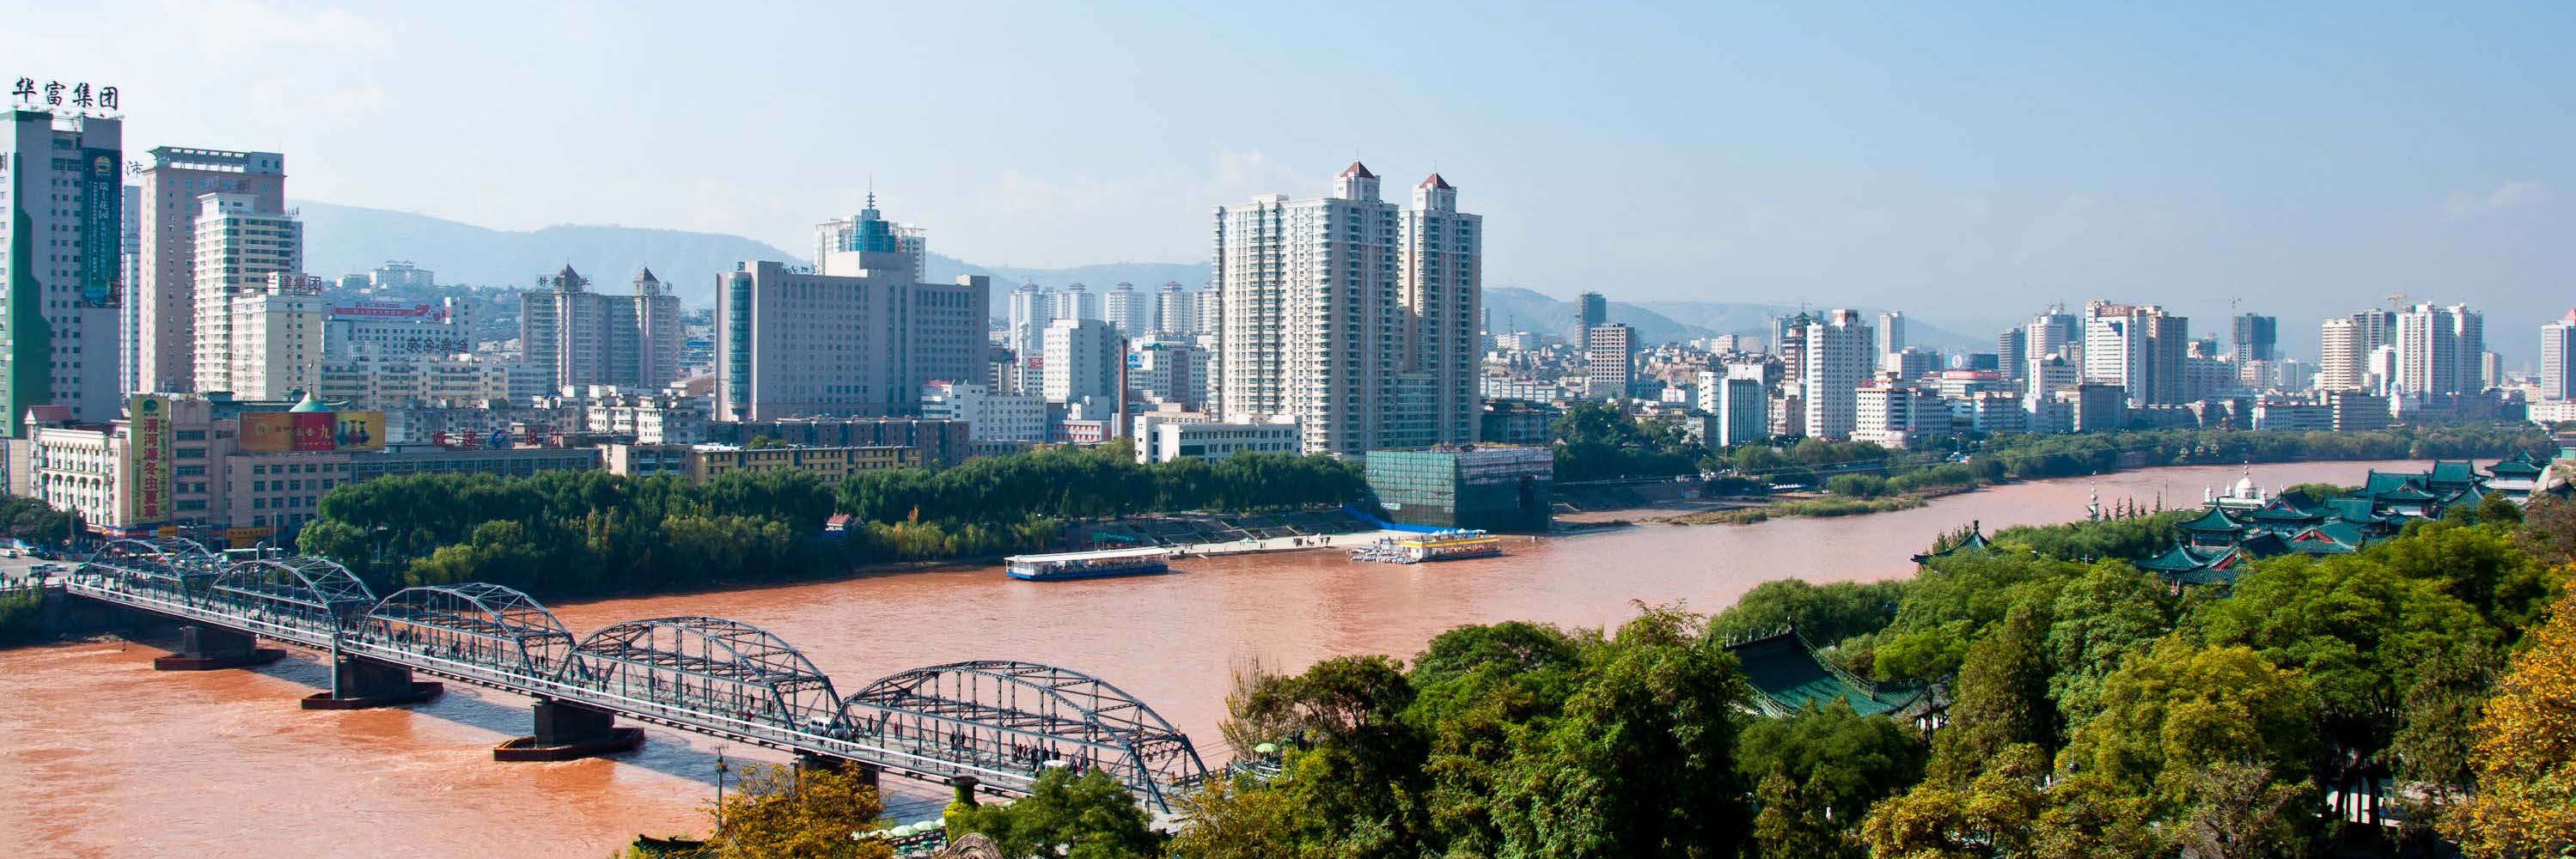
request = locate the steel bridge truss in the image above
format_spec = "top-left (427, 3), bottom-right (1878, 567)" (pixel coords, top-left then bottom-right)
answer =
top-left (839, 661), bottom-right (1207, 811)
top-left (566, 617), bottom-right (845, 734)
top-left (205, 557), bottom-right (378, 632)
top-left (64, 555), bottom-right (1209, 810)
top-left (362, 584), bottom-right (578, 678)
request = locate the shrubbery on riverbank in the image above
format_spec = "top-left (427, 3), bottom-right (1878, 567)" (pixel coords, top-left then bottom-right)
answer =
top-left (298, 442), bottom-right (1368, 598)
top-left (1190, 494), bottom-right (2576, 856)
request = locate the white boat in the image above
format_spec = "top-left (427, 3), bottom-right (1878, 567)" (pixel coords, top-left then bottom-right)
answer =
top-left (1005, 546), bottom-right (1174, 582)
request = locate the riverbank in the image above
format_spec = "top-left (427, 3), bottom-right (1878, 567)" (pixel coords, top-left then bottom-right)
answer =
top-left (0, 460), bottom-right (2421, 858)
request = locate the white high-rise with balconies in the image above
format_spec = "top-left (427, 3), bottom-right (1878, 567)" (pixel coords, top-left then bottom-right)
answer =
top-left (2542, 309), bottom-right (2576, 401)
top-left (2393, 302), bottom-right (2484, 398)
top-left (1800, 309), bottom-right (1874, 440)
top-left (1154, 281), bottom-right (1195, 338)
top-left (1212, 163), bottom-right (1478, 454)
top-left (1396, 173), bottom-right (1481, 445)
top-left (1102, 282), bottom-right (1151, 339)
top-left (190, 193), bottom-right (307, 395)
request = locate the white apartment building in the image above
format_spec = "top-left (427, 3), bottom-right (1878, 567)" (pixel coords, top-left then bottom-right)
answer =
top-left (1154, 282), bottom-right (1195, 337)
top-left (2393, 302), bottom-right (2484, 398)
top-left (221, 279), bottom-right (324, 400)
top-left (189, 192), bottom-right (308, 396)
top-left (1102, 282), bottom-right (1151, 339)
top-left (2081, 302), bottom-right (2187, 408)
top-left (318, 351), bottom-right (516, 409)
top-left (1051, 283), bottom-right (1097, 322)
top-left (1192, 285), bottom-right (1221, 337)
top-left (135, 146), bottom-right (286, 394)
top-left (1396, 174), bottom-right (1483, 446)
top-left (583, 393), bottom-right (710, 444)
top-left (1043, 318), bottom-right (1123, 405)
top-left (921, 380), bottom-right (1047, 442)
top-left (717, 202), bottom-right (988, 422)
top-left (1585, 323), bottom-right (1635, 401)
top-left (521, 266), bottom-right (682, 393)
top-left (2542, 309), bottom-right (2576, 401)
top-left (0, 108), bottom-right (124, 430)
top-left (1007, 282), bottom-right (1053, 361)
top-left (1853, 384), bottom-right (1948, 449)
top-left (1128, 338), bottom-right (1211, 411)
top-left (1212, 164), bottom-right (1482, 454)
top-left (322, 299), bottom-right (472, 359)
top-left (1800, 309), bottom-right (1873, 440)
top-left (1697, 364), bottom-right (1770, 448)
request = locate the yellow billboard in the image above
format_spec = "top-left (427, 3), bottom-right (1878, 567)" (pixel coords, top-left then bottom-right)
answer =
top-left (125, 395), bottom-right (174, 523)
top-left (241, 412), bottom-right (294, 453)
top-left (240, 410), bottom-right (385, 452)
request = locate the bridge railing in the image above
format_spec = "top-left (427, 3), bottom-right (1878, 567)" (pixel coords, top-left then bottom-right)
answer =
top-left (62, 563), bottom-right (1206, 809)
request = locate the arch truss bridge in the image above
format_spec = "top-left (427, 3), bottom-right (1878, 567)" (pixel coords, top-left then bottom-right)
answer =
top-left (64, 539), bottom-right (1207, 810)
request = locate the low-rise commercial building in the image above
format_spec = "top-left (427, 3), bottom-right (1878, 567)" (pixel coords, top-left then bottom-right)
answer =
top-left (1138, 420), bottom-right (1300, 463)
top-left (705, 417), bottom-right (969, 468)
top-left (1364, 446), bottom-right (1554, 533)
top-left (605, 443), bottom-right (919, 484)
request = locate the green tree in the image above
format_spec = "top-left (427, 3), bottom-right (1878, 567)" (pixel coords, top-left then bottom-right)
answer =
top-left (2043, 563), bottom-right (2174, 730)
top-left (1735, 700), bottom-right (1924, 857)
top-left (945, 768), bottom-right (1162, 858)
top-left (705, 763), bottom-right (894, 859)
top-left (1486, 607), bottom-right (1749, 858)
top-left (1859, 743), bottom-right (2048, 859)
top-left (2445, 580), bottom-right (2576, 856)
top-left (1926, 600), bottom-right (2055, 783)
top-left (2054, 638), bottom-right (2318, 815)
top-left (1706, 579), bottom-right (1907, 649)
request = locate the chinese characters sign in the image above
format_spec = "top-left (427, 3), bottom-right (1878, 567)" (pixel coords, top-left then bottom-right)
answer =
top-left (9, 77), bottom-right (117, 112)
top-left (125, 395), bottom-right (174, 524)
top-left (240, 411), bottom-right (386, 453)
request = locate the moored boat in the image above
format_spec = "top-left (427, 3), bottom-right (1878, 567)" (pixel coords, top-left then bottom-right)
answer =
top-left (1352, 531), bottom-right (1503, 564)
top-left (1005, 546), bottom-right (1175, 582)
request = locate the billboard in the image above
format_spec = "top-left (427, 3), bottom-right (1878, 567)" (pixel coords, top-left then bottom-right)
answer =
top-left (78, 148), bottom-right (119, 305)
top-left (124, 395), bottom-right (173, 523)
top-left (240, 411), bottom-right (385, 453)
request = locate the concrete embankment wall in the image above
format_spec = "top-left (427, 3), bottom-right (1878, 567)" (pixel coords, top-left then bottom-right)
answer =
top-left (0, 587), bottom-right (139, 646)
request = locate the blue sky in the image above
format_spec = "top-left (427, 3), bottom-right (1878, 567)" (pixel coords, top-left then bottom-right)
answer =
top-left (11, 2), bottom-right (2572, 361)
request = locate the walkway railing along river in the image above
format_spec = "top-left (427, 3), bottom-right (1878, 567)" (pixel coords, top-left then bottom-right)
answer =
top-left (62, 538), bottom-right (1207, 812)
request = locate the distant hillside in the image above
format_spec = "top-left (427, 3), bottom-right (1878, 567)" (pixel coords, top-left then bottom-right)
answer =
top-left (289, 202), bottom-right (2003, 349)
top-left (1484, 286), bottom-right (1711, 345)
top-left (927, 259), bottom-right (1208, 324)
top-left (1488, 287), bottom-right (1990, 353)
top-left (293, 201), bottom-right (804, 302)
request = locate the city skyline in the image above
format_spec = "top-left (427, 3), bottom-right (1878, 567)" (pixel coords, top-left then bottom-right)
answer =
top-left (8, 3), bottom-right (2569, 364)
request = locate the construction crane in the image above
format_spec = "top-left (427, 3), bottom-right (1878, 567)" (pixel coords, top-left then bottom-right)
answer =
top-left (2384, 292), bottom-right (2412, 310)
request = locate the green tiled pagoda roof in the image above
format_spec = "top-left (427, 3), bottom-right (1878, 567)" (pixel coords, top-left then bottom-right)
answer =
top-left (2248, 500), bottom-right (2327, 521)
top-left (2373, 484), bottom-right (2437, 503)
top-left (2429, 460), bottom-right (2478, 487)
top-left (2237, 531), bottom-right (2293, 557)
top-left (1726, 631), bottom-right (1924, 718)
top-left (2181, 507), bottom-right (2245, 533)
top-left (2488, 454), bottom-right (2546, 478)
top-left (2362, 471), bottom-right (2419, 496)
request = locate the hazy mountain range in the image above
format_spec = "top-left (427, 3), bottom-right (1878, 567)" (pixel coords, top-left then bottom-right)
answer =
top-left (296, 201), bottom-right (1994, 352)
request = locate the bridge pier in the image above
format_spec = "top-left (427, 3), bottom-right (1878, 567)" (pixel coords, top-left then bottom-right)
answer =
top-left (302, 653), bottom-right (443, 710)
top-left (494, 698), bottom-right (644, 761)
top-left (795, 753), bottom-right (881, 790)
top-left (152, 624), bottom-right (286, 671)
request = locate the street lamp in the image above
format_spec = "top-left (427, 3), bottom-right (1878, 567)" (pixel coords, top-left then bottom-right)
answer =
top-left (713, 746), bottom-right (729, 832)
